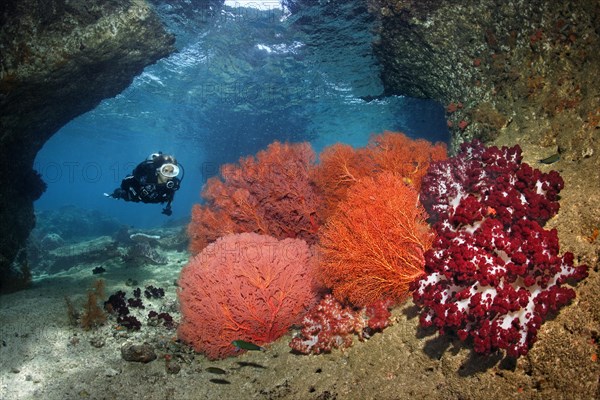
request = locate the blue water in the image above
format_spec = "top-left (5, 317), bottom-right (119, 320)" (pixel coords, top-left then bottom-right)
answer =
top-left (34, 1), bottom-right (449, 228)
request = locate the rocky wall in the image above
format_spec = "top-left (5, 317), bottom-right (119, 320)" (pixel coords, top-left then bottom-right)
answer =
top-left (370, 0), bottom-right (600, 156)
top-left (0, 0), bottom-right (175, 292)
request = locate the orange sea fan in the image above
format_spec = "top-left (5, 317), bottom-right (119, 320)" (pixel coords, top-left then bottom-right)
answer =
top-left (366, 131), bottom-right (447, 191)
top-left (312, 131), bottom-right (446, 220)
top-left (318, 172), bottom-right (434, 307)
top-left (310, 143), bottom-right (372, 220)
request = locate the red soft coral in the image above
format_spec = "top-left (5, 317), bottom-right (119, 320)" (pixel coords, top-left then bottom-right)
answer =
top-left (188, 141), bottom-right (322, 254)
top-left (178, 233), bottom-right (319, 360)
top-left (289, 294), bottom-right (393, 355)
top-left (413, 140), bottom-right (588, 357)
top-left (289, 294), bottom-right (364, 354)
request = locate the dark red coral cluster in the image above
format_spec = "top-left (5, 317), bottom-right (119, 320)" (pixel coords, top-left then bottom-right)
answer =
top-left (420, 140), bottom-right (563, 226)
top-left (412, 140), bottom-right (588, 357)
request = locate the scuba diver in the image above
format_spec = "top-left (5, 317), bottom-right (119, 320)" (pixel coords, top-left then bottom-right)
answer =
top-left (105, 152), bottom-right (183, 216)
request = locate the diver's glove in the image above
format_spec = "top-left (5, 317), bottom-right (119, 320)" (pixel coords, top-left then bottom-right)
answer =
top-left (108, 189), bottom-right (127, 199)
top-left (162, 206), bottom-right (172, 216)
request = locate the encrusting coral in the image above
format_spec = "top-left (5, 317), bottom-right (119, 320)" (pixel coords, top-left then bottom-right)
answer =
top-left (318, 172), bottom-right (434, 307)
top-left (178, 232), bottom-right (320, 360)
top-left (188, 141), bottom-right (322, 254)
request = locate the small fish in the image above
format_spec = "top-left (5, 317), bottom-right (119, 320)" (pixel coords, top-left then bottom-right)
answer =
top-left (206, 367), bottom-right (227, 375)
top-left (231, 340), bottom-right (265, 351)
top-left (209, 378), bottom-right (231, 385)
top-left (538, 153), bottom-right (560, 164)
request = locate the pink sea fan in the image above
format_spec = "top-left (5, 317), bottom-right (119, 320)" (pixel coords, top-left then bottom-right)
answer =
top-left (178, 232), bottom-right (319, 360)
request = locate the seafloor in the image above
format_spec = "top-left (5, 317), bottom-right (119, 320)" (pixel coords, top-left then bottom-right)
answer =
top-left (0, 141), bottom-right (598, 400)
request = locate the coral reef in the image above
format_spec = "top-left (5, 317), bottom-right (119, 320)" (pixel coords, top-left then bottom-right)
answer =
top-left (28, 224), bottom-right (184, 275)
top-left (32, 206), bottom-right (124, 242)
top-left (412, 141), bottom-right (589, 357)
top-left (51, 237), bottom-right (119, 273)
top-left (123, 242), bottom-right (168, 266)
top-left (319, 172), bottom-right (434, 307)
top-left (39, 233), bottom-right (65, 251)
top-left (289, 294), bottom-right (393, 355)
top-left (178, 232), bottom-right (319, 360)
top-left (188, 142), bottom-right (322, 254)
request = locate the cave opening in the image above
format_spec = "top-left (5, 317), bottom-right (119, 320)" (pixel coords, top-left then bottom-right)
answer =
top-left (33, 0), bottom-right (449, 228)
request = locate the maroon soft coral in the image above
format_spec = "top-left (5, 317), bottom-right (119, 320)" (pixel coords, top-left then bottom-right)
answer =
top-left (413, 140), bottom-right (588, 358)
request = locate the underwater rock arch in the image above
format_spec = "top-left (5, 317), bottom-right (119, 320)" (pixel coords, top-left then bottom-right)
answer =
top-left (0, 0), bottom-right (175, 292)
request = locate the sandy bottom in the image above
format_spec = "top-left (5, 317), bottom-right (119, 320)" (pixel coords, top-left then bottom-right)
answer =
top-left (1, 251), bottom-right (598, 400)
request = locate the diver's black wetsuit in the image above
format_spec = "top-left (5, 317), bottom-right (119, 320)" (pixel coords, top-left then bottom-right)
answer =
top-left (111, 159), bottom-right (180, 215)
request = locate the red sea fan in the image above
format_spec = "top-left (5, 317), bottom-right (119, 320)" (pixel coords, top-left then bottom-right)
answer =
top-left (177, 233), bottom-right (319, 360)
top-left (310, 143), bottom-right (372, 220)
top-left (188, 141), bottom-right (322, 254)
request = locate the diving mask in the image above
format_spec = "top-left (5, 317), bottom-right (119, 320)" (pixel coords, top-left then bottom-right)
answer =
top-left (158, 163), bottom-right (180, 178)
